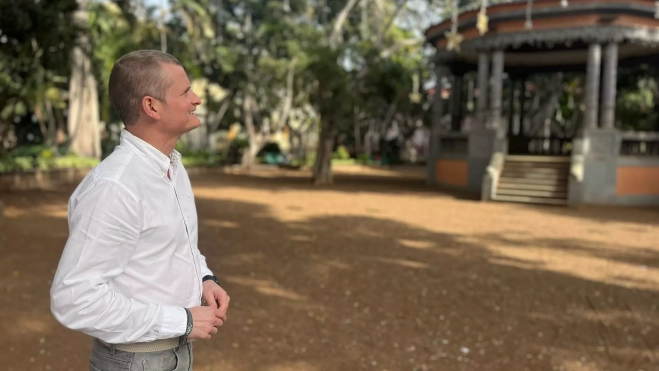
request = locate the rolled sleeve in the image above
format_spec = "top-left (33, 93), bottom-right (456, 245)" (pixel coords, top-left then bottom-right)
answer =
top-left (160, 306), bottom-right (188, 338)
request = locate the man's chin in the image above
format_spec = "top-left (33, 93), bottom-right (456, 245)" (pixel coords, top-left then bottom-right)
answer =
top-left (185, 118), bottom-right (202, 132)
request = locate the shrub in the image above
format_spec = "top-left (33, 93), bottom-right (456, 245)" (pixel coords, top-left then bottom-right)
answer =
top-left (332, 145), bottom-right (351, 160)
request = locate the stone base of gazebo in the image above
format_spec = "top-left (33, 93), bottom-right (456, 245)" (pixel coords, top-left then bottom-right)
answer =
top-left (428, 129), bottom-right (659, 207)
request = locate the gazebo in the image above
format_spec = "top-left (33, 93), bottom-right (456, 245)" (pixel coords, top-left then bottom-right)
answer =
top-left (424, 0), bottom-right (659, 206)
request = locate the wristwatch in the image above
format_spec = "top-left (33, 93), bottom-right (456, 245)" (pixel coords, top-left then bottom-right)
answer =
top-left (202, 275), bottom-right (219, 285)
top-left (184, 308), bottom-right (193, 336)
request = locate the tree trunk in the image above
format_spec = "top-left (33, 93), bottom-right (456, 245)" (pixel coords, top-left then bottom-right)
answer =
top-left (312, 114), bottom-right (336, 184)
top-left (67, 0), bottom-right (101, 159)
top-left (527, 75), bottom-right (564, 136)
top-left (353, 105), bottom-right (362, 154)
top-left (34, 105), bottom-right (49, 147)
top-left (240, 93), bottom-right (265, 169)
top-left (312, 0), bottom-right (360, 184)
top-left (241, 142), bottom-right (261, 169)
top-left (45, 99), bottom-right (58, 152)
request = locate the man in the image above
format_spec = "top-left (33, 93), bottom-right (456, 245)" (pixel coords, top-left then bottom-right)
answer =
top-left (50, 50), bottom-right (229, 371)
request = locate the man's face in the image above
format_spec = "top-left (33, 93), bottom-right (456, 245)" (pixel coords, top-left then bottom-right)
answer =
top-left (159, 63), bottom-right (201, 136)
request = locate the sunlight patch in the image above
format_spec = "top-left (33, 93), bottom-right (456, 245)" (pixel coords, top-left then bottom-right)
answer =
top-left (487, 245), bottom-right (659, 291)
top-left (204, 219), bottom-right (239, 228)
top-left (398, 239), bottom-right (434, 250)
top-left (226, 276), bottom-right (306, 301)
top-left (10, 316), bottom-right (53, 337)
top-left (368, 257), bottom-right (429, 269)
top-left (5, 205), bottom-right (67, 218)
top-left (221, 253), bottom-right (265, 266)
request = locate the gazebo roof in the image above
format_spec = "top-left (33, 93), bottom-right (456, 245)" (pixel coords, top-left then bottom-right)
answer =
top-left (425, 0), bottom-right (659, 72)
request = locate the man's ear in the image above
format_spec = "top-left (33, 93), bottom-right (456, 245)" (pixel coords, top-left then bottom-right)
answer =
top-left (141, 96), bottom-right (162, 121)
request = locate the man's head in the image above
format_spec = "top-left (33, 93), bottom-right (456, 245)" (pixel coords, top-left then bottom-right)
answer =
top-left (108, 50), bottom-right (201, 136)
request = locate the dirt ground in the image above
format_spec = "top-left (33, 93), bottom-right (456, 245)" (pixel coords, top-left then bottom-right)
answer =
top-left (1, 167), bottom-right (658, 371)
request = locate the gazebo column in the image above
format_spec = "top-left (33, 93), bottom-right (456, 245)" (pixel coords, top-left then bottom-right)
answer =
top-left (600, 43), bottom-right (618, 129)
top-left (571, 42), bottom-right (621, 206)
top-left (428, 63), bottom-right (450, 185)
top-left (476, 52), bottom-right (490, 129)
top-left (489, 50), bottom-right (505, 137)
top-left (584, 43), bottom-right (602, 130)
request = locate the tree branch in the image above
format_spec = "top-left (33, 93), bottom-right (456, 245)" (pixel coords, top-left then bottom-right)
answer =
top-left (243, 92), bottom-right (257, 141)
top-left (276, 57), bottom-right (298, 129)
top-left (329, 0), bottom-right (360, 50)
top-left (209, 89), bottom-right (235, 132)
top-left (380, 96), bottom-right (400, 134)
top-left (378, 0), bottom-right (410, 47)
top-left (379, 38), bottom-right (423, 59)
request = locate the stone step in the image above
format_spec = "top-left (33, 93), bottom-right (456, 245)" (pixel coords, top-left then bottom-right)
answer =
top-left (500, 171), bottom-right (568, 180)
top-left (496, 188), bottom-right (567, 198)
top-left (498, 182), bottom-right (567, 192)
top-left (505, 155), bottom-right (571, 163)
top-left (503, 162), bottom-right (570, 170)
top-left (502, 167), bottom-right (569, 175)
top-left (499, 177), bottom-right (566, 185)
top-left (492, 195), bottom-right (568, 205)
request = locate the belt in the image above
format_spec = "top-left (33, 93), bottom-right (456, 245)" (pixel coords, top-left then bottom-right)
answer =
top-left (99, 337), bottom-right (181, 353)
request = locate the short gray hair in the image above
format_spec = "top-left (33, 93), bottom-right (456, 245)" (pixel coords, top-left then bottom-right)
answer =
top-left (108, 50), bottom-right (182, 126)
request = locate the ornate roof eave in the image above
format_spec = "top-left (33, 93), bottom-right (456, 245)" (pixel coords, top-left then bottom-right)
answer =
top-left (425, 1), bottom-right (657, 46)
top-left (435, 25), bottom-right (659, 62)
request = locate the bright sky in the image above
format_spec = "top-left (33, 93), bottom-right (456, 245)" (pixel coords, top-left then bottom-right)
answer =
top-left (139, 0), bottom-right (442, 30)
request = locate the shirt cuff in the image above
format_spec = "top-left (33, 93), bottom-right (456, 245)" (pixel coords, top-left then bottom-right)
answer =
top-left (160, 306), bottom-right (188, 338)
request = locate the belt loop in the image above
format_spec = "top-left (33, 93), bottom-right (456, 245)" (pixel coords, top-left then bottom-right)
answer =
top-left (109, 343), bottom-right (117, 355)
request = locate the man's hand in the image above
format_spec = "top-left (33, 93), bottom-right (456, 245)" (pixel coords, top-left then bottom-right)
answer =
top-left (202, 280), bottom-right (230, 322)
top-left (187, 306), bottom-right (225, 340)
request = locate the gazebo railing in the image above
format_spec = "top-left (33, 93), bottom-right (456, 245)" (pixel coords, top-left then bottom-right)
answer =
top-left (620, 132), bottom-right (659, 157)
top-left (438, 132), bottom-right (469, 156)
top-left (508, 136), bottom-right (573, 156)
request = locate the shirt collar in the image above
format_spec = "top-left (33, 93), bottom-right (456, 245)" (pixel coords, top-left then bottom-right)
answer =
top-left (120, 129), bottom-right (181, 176)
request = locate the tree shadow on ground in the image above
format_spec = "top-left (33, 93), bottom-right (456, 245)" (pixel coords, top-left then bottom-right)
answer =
top-left (0, 182), bottom-right (658, 371)
top-left (478, 232), bottom-right (659, 270)
top-left (193, 170), bottom-right (659, 224)
top-left (191, 168), bottom-right (479, 201)
top-left (191, 196), bottom-right (659, 371)
top-left (508, 202), bottom-right (659, 227)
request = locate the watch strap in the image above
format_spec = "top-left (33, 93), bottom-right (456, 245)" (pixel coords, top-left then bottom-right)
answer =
top-left (183, 308), bottom-right (193, 336)
top-left (202, 275), bottom-right (219, 285)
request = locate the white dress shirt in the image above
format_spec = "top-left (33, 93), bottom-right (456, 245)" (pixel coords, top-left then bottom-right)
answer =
top-left (50, 129), bottom-right (213, 344)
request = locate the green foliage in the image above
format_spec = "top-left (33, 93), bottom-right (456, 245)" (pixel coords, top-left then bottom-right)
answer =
top-left (0, 0), bottom-right (79, 151)
top-left (180, 153), bottom-right (225, 168)
top-left (0, 150), bottom-right (99, 174)
top-left (332, 145), bottom-right (351, 160)
top-left (331, 158), bottom-right (357, 165)
top-left (616, 70), bottom-right (659, 131)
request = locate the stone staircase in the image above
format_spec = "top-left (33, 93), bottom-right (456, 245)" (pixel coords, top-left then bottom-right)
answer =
top-left (493, 156), bottom-right (570, 205)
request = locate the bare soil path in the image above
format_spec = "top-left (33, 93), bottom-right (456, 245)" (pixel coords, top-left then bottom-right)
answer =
top-left (1, 167), bottom-right (658, 371)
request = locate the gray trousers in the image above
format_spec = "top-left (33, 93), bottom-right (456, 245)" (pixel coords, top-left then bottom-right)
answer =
top-left (89, 337), bottom-right (193, 371)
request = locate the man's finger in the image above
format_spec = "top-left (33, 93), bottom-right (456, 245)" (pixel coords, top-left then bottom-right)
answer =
top-left (218, 294), bottom-right (230, 310)
top-left (205, 294), bottom-right (218, 308)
